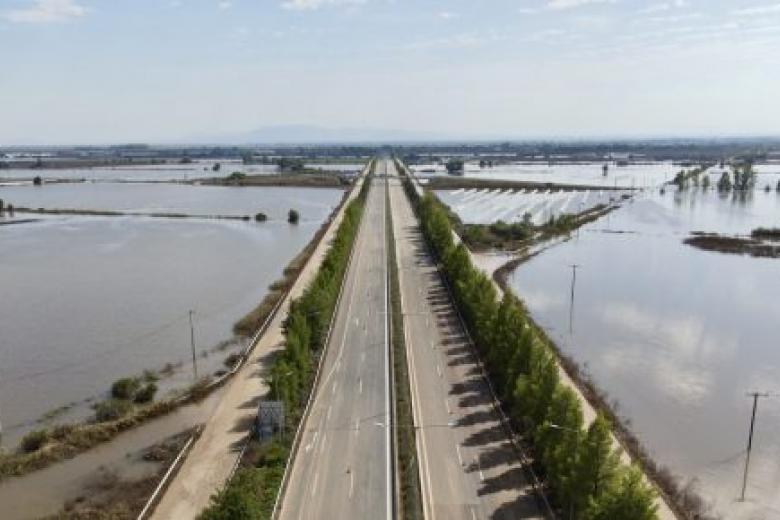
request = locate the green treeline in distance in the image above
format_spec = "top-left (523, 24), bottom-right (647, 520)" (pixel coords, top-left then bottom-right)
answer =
top-left (200, 170), bottom-right (371, 520)
top-left (406, 180), bottom-right (658, 520)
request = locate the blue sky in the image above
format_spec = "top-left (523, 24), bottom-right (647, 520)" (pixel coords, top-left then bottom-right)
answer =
top-left (1, 0), bottom-right (779, 144)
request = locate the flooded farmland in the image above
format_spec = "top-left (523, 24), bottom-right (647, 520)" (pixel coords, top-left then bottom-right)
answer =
top-left (416, 161), bottom-right (780, 191)
top-left (0, 182), bottom-right (343, 446)
top-left (436, 188), bottom-right (633, 225)
top-left (505, 187), bottom-right (780, 519)
top-left (0, 160), bottom-right (364, 184)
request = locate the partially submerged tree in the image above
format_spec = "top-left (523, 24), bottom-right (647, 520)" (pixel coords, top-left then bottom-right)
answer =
top-left (445, 158), bottom-right (465, 174)
top-left (717, 171), bottom-right (732, 192)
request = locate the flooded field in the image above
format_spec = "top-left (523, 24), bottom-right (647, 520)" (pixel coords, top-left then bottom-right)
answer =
top-left (415, 161), bottom-right (780, 190)
top-left (0, 184), bottom-right (342, 445)
top-left (0, 182), bottom-right (340, 219)
top-left (0, 160), bottom-right (364, 184)
top-left (437, 188), bottom-right (632, 225)
top-left (507, 188), bottom-right (780, 519)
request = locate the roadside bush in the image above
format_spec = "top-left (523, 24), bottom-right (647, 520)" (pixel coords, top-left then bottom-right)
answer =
top-left (200, 468), bottom-right (264, 520)
top-left (134, 383), bottom-right (158, 404)
top-left (95, 399), bottom-right (133, 422)
top-left (21, 429), bottom-right (49, 453)
top-left (111, 377), bottom-right (141, 400)
top-left (287, 209), bottom-right (300, 224)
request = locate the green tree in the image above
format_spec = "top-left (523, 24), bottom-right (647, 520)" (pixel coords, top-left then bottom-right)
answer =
top-left (200, 468), bottom-right (264, 520)
top-left (717, 171), bottom-right (732, 192)
top-left (512, 343), bottom-right (558, 430)
top-left (537, 386), bottom-right (584, 509)
top-left (445, 158), bottom-right (465, 174)
top-left (571, 413), bottom-right (621, 511)
top-left (584, 466), bottom-right (658, 520)
top-left (288, 209), bottom-right (300, 224)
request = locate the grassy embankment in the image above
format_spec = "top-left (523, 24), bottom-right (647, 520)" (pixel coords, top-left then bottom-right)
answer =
top-left (386, 179), bottom-right (424, 520)
top-left (198, 159), bottom-right (375, 519)
top-left (400, 168), bottom-right (662, 519)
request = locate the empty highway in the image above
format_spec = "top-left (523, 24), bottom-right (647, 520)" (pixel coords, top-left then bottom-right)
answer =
top-left (278, 170), bottom-right (391, 519)
top-left (389, 161), bottom-right (545, 519)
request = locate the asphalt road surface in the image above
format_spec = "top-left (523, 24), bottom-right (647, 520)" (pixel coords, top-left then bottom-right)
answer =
top-left (389, 160), bottom-right (545, 520)
top-left (278, 171), bottom-right (391, 520)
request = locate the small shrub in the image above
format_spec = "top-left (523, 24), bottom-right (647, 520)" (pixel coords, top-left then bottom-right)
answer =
top-left (50, 424), bottom-right (76, 440)
top-left (95, 399), bottom-right (133, 422)
top-left (288, 209), bottom-right (300, 224)
top-left (224, 353), bottom-right (242, 369)
top-left (21, 429), bottom-right (50, 452)
top-left (188, 377), bottom-right (213, 401)
top-left (111, 377), bottom-right (141, 400)
top-left (134, 383), bottom-right (158, 404)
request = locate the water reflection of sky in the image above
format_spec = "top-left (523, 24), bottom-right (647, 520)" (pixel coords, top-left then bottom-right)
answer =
top-left (0, 183), bottom-right (342, 220)
top-left (0, 187), bottom-right (342, 446)
top-left (415, 161), bottom-right (780, 191)
top-left (0, 161), bottom-right (363, 182)
top-left (509, 190), bottom-right (780, 519)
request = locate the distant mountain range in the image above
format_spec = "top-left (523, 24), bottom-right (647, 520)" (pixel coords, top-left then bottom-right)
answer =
top-left (191, 124), bottom-right (442, 145)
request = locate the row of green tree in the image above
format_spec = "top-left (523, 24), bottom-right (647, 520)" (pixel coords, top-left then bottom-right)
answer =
top-left (269, 171), bottom-right (371, 428)
top-left (672, 163), bottom-right (763, 192)
top-left (405, 177), bottom-right (658, 519)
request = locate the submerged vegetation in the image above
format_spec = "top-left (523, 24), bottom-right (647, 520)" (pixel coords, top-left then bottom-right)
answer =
top-left (404, 176), bottom-right (660, 518)
top-left (684, 231), bottom-right (780, 258)
top-left (445, 198), bottom-right (615, 252)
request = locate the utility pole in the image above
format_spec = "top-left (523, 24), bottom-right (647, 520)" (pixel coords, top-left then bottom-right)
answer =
top-left (569, 264), bottom-right (579, 335)
top-left (740, 391), bottom-right (770, 501)
top-left (189, 310), bottom-right (198, 380)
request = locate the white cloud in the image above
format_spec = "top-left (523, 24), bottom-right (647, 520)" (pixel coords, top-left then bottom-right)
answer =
top-left (2, 0), bottom-right (87, 23)
top-left (518, 7), bottom-right (541, 15)
top-left (734, 3), bottom-right (780, 16)
top-left (547, 0), bottom-right (617, 10)
top-left (218, 1), bottom-right (233, 10)
top-left (438, 11), bottom-right (458, 20)
top-left (281, 0), bottom-right (365, 11)
top-left (638, 0), bottom-right (687, 15)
